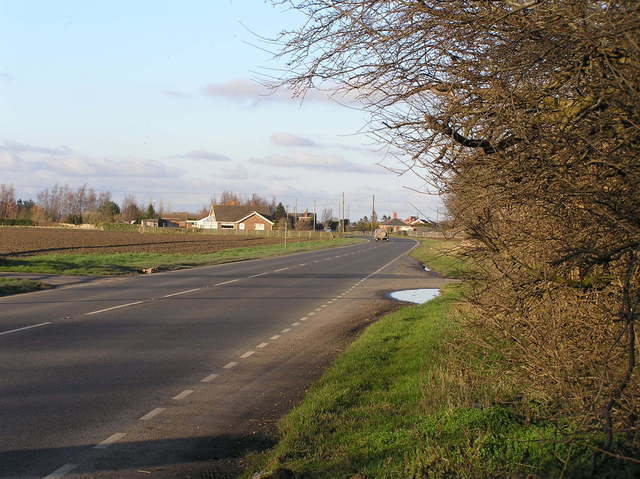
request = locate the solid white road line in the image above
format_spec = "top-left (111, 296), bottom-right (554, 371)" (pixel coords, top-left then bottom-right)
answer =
top-left (139, 408), bottom-right (165, 421)
top-left (86, 301), bottom-right (143, 316)
top-left (240, 351), bottom-right (255, 359)
top-left (172, 389), bottom-right (194, 400)
top-left (223, 361), bottom-right (238, 369)
top-left (43, 464), bottom-right (78, 479)
top-left (163, 288), bottom-right (200, 298)
top-left (257, 342), bottom-right (269, 348)
top-left (201, 373), bottom-right (219, 383)
top-left (0, 321), bottom-right (51, 337)
top-left (95, 432), bottom-right (126, 449)
top-left (215, 279), bottom-right (239, 286)
top-left (270, 335), bottom-right (281, 340)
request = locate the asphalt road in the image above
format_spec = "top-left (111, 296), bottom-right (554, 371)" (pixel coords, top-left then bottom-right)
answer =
top-left (0, 238), bottom-right (433, 479)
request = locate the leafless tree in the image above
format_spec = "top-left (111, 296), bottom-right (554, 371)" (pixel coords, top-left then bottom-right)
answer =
top-left (272, 0), bottom-right (640, 465)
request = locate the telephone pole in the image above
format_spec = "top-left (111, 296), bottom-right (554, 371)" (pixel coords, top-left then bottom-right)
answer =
top-left (371, 194), bottom-right (375, 235)
top-left (313, 200), bottom-right (316, 231)
top-left (341, 192), bottom-right (345, 236)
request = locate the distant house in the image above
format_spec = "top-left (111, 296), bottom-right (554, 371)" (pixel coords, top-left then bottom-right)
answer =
top-left (195, 205), bottom-right (274, 231)
top-left (379, 212), bottom-right (414, 233)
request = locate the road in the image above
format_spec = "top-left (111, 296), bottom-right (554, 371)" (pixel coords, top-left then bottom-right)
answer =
top-left (0, 238), bottom-right (441, 478)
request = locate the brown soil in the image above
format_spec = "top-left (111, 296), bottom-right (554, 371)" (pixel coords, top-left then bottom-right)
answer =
top-left (0, 228), bottom-right (301, 256)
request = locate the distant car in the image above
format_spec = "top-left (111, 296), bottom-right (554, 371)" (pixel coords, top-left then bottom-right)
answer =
top-left (374, 228), bottom-right (389, 241)
top-left (324, 227), bottom-right (333, 232)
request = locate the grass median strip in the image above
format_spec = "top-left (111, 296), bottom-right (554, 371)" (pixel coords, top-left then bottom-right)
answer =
top-left (0, 278), bottom-right (50, 296)
top-left (0, 238), bottom-right (360, 276)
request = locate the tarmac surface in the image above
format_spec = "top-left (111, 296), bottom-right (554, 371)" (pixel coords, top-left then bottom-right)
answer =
top-left (0, 238), bottom-right (451, 479)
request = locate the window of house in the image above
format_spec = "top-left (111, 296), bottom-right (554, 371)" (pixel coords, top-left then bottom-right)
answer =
top-left (254, 223), bottom-right (264, 230)
top-left (239, 223), bottom-right (245, 230)
top-left (221, 224), bottom-right (234, 229)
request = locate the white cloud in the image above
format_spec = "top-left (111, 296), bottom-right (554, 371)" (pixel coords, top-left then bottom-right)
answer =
top-left (0, 72), bottom-right (14, 83)
top-left (177, 150), bottom-right (231, 162)
top-left (270, 132), bottom-right (317, 147)
top-left (201, 78), bottom-right (354, 106)
top-left (0, 140), bottom-right (72, 156)
top-left (249, 152), bottom-right (385, 175)
top-left (220, 163), bottom-right (249, 180)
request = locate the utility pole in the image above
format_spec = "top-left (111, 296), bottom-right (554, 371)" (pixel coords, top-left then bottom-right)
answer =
top-left (284, 205), bottom-right (288, 248)
top-left (371, 194), bottom-right (375, 236)
top-left (341, 192), bottom-right (345, 236)
top-left (294, 199), bottom-right (297, 231)
top-left (313, 200), bottom-right (316, 232)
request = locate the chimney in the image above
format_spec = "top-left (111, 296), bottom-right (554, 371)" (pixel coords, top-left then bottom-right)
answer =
top-left (392, 212), bottom-right (398, 219)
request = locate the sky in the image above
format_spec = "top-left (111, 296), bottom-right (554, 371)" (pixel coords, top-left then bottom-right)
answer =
top-left (0, 0), bottom-right (442, 220)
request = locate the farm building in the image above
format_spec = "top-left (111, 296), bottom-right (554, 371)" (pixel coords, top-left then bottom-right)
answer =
top-left (195, 205), bottom-right (274, 231)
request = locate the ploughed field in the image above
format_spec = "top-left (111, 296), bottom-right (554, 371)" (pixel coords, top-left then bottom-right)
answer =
top-left (0, 228), bottom-right (294, 256)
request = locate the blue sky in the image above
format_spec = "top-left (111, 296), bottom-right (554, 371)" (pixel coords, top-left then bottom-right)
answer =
top-left (0, 0), bottom-right (441, 220)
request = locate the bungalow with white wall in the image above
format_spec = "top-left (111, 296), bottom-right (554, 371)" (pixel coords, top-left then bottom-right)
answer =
top-left (195, 205), bottom-right (274, 231)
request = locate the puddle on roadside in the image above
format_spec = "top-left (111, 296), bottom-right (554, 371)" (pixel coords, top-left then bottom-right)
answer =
top-left (389, 288), bottom-right (440, 304)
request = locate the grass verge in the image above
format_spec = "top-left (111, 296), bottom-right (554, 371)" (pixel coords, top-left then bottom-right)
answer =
top-left (0, 278), bottom-right (49, 296)
top-left (0, 238), bottom-right (360, 275)
top-left (244, 239), bottom-right (639, 479)
top-left (409, 237), bottom-right (467, 278)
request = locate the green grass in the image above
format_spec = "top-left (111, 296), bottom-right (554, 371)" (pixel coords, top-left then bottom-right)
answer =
top-left (0, 278), bottom-right (49, 296)
top-left (244, 240), bottom-right (639, 479)
top-left (0, 238), bottom-right (360, 275)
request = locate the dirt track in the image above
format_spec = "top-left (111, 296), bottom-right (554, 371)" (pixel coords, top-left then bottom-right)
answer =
top-left (0, 228), bottom-right (296, 256)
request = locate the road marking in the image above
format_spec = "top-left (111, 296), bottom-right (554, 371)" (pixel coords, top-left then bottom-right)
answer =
top-left (257, 342), bottom-right (269, 348)
top-left (299, 263), bottom-right (307, 266)
top-left (0, 321), bottom-right (52, 337)
top-left (314, 308), bottom-right (322, 312)
top-left (328, 300), bottom-right (335, 303)
top-left (140, 408), bottom-right (165, 421)
top-left (240, 351), bottom-right (255, 359)
top-left (308, 312), bottom-right (316, 316)
top-left (299, 316), bottom-right (308, 321)
top-left (320, 304), bottom-right (327, 308)
top-left (172, 389), bottom-right (194, 400)
top-left (270, 335), bottom-right (281, 340)
top-left (291, 322), bottom-right (300, 327)
top-left (201, 373), bottom-right (219, 383)
top-left (223, 361), bottom-right (238, 369)
top-left (43, 464), bottom-right (78, 479)
top-left (86, 301), bottom-right (143, 315)
top-left (281, 328), bottom-right (291, 333)
top-left (274, 267), bottom-right (288, 272)
top-left (95, 432), bottom-right (126, 449)
top-left (215, 279), bottom-right (239, 286)
top-left (163, 288), bottom-right (200, 298)
top-left (249, 272), bottom-right (268, 278)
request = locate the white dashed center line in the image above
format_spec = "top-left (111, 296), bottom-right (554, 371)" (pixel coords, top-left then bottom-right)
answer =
top-left (172, 389), bottom-right (194, 400)
top-left (201, 373), bottom-right (219, 383)
top-left (240, 351), bottom-right (255, 359)
top-left (43, 464), bottom-right (78, 479)
top-left (0, 321), bottom-right (51, 337)
top-left (274, 267), bottom-right (288, 272)
top-left (299, 263), bottom-right (307, 266)
top-left (257, 342), bottom-right (269, 348)
top-left (223, 361), bottom-right (238, 369)
top-left (86, 301), bottom-right (143, 316)
top-left (163, 288), bottom-right (200, 298)
top-left (95, 432), bottom-right (126, 449)
top-left (215, 279), bottom-right (239, 286)
top-left (139, 408), bottom-right (165, 421)
top-left (248, 272), bottom-right (268, 278)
